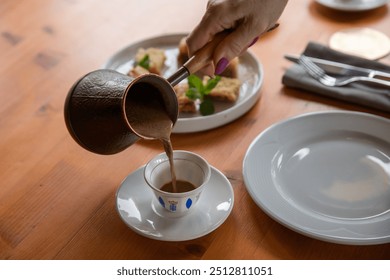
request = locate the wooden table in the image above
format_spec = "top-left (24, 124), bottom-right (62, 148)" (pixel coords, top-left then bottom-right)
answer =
top-left (1, 0), bottom-right (389, 260)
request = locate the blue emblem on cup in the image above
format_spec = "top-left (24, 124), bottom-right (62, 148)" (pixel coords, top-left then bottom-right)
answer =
top-left (186, 198), bottom-right (192, 209)
top-left (169, 203), bottom-right (177, 212)
top-left (158, 197), bottom-right (165, 208)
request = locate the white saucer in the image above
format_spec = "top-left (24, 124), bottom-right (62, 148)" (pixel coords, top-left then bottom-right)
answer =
top-left (116, 165), bottom-right (234, 241)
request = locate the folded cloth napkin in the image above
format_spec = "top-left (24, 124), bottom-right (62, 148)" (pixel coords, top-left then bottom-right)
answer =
top-left (282, 42), bottom-right (390, 112)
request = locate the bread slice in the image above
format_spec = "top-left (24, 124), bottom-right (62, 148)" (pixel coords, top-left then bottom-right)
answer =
top-left (128, 65), bottom-right (150, 78)
top-left (177, 37), bottom-right (189, 66)
top-left (221, 57), bottom-right (239, 78)
top-left (204, 76), bottom-right (241, 102)
top-left (173, 83), bottom-right (196, 113)
top-left (134, 47), bottom-right (166, 75)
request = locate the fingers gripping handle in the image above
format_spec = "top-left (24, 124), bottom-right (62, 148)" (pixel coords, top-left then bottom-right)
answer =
top-left (167, 32), bottom-right (228, 86)
top-left (167, 25), bottom-right (279, 86)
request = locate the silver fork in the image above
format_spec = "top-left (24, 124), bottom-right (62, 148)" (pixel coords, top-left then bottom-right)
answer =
top-left (298, 55), bottom-right (390, 88)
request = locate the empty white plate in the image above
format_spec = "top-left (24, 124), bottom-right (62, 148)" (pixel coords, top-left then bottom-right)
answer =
top-left (243, 111), bottom-right (390, 245)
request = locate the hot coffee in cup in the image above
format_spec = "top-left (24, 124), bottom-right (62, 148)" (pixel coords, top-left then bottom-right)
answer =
top-left (144, 150), bottom-right (211, 217)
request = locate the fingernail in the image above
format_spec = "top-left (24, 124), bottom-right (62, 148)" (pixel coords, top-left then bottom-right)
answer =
top-left (215, 57), bottom-right (229, 75)
top-left (248, 36), bottom-right (259, 48)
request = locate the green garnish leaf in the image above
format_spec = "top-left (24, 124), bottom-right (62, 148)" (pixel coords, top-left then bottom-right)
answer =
top-left (204, 75), bottom-right (221, 94)
top-left (199, 98), bottom-right (215, 116)
top-left (137, 54), bottom-right (150, 70)
top-left (187, 74), bottom-right (204, 92)
top-left (185, 87), bottom-right (201, 100)
top-left (185, 74), bottom-right (221, 115)
top-left (186, 75), bottom-right (221, 116)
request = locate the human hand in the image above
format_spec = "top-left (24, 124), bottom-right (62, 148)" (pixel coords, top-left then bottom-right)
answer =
top-left (186, 0), bottom-right (288, 75)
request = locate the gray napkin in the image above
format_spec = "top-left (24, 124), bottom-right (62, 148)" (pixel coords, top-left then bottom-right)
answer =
top-left (282, 42), bottom-right (390, 112)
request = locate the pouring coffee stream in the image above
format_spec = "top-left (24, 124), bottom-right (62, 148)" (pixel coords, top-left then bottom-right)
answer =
top-left (64, 32), bottom-right (229, 192)
top-left (133, 33), bottom-right (231, 192)
top-left (124, 84), bottom-right (177, 191)
top-left (125, 34), bottom-right (230, 191)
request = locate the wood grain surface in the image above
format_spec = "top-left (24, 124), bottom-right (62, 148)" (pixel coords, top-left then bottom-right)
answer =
top-left (0, 0), bottom-right (389, 259)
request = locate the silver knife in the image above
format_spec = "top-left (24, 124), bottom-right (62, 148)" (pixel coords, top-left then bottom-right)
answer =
top-left (284, 54), bottom-right (390, 81)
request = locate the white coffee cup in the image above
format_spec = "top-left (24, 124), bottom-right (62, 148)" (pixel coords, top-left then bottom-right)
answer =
top-left (144, 150), bottom-right (211, 217)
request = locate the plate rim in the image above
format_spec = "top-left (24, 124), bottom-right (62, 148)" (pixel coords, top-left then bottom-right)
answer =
top-left (243, 110), bottom-right (390, 245)
top-left (102, 33), bottom-right (263, 133)
top-left (315, 0), bottom-right (389, 11)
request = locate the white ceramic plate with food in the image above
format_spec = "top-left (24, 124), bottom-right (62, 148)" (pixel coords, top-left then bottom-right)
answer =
top-left (315, 0), bottom-right (389, 11)
top-left (102, 33), bottom-right (263, 133)
top-left (116, 165), bottom-right (234, 241)
top-left (243, 111), bottom-right (390, 245)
